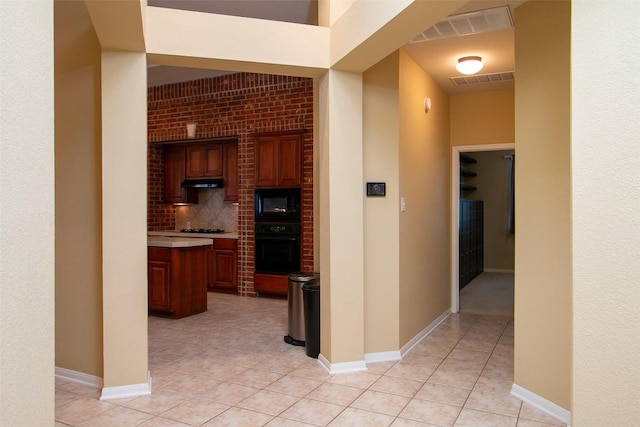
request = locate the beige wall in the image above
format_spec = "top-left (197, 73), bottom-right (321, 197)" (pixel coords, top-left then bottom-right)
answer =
top-left (514, 0), bottom-right (571, 410)
top-left (451, 89), bottom-right (515, 146)
top-left (101, 51), bottom-right (149, 388)
top-left (572, 1), bottom-right (640, 424)
top-left (464, 150), bottom-right (515, 271)
top-left (0, 1), bottom-right (55, 424)
top-left (363, 52), bottom-right (401, 352)
top-left (317, 69), bottom-right (365, 364)
top-left (398, 51), bottom-right (451, 345)
top-left (54, 0), bottom-right (104, 378)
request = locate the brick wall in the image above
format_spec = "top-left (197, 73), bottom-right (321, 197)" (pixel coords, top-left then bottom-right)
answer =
top-left (147, 73), bottom-right (314, 296)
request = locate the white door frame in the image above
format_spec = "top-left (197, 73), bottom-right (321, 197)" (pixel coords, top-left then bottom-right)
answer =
top-left (450, 143), bottom-right (515, 313)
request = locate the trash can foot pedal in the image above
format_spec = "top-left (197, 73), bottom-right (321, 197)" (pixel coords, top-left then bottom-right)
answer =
top-left (284, 335), bottom-right (305, 346)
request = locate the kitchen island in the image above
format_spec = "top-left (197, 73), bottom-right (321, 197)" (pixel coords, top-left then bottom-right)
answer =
top-left (148, 236), bottom-right (212, 319)
top-left (149, 231), bottom-right (239, 293)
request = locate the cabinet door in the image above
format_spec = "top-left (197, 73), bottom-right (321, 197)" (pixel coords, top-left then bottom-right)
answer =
top-left (206, 245), bottom-right (216, 290)
top-left (148, 260), bottom-right (171, 311)
top-left (223, 143), bottom-right (238, 202)
top-left (186, 144), bottom-right (223, 178)
top-left (213, 250), bottom-right (237, 290)
top-left (278, 134), bottom-right (302, 187)
top-left (204, 144), bottom-right (223, 177)
top-left (186, 145), bottom-right (205, 178)
top-left (255, 136), bottom-right (278, 187)
top-left (207, 240), bottom-right (238, 291)
top-left (165, 146), bottom-right (197, 204)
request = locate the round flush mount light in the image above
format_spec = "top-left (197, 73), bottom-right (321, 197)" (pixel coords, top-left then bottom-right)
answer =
top-left (456, 56), bottom-right (483, 75)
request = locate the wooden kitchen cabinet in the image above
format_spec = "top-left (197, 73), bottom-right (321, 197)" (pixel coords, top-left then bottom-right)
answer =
top-left (163, 138), bottom-right (238, 204)
top-left (165, 145), bottom-right (198, 204)
top-left (148, 245), bottom-right (208, 319)
top-left (207, 239), bottom-right (238, 292)
top-left (223, 142), bottom-right (238, 202)
top-left (255, 131), bottom-right (302, 188)
top-left (186, 143), bottom-right (223, 178)
top-left (148, 257), bottom-right (171, 311)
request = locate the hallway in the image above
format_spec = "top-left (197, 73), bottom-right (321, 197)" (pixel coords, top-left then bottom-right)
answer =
top-left (460, 272), bottom-right (514, 317)
top-left (55, 293), bottom-right (563, 426)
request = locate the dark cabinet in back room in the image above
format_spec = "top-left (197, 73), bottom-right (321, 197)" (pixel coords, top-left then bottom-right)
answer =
top-left (459, 199), bottom-right (483, 289)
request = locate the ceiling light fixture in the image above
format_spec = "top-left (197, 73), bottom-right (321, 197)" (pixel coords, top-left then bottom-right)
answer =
top-left (456, 56), bottom-right (483, 75)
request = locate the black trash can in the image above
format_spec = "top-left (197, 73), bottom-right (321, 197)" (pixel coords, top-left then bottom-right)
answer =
top-left (284, 272), bottom-right (318, 346)
top-left (302, 280), bottom-right (320, 358)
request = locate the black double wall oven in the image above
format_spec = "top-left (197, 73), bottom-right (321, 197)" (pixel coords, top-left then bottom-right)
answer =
top-left (254, 188), bottom-right (301, 276)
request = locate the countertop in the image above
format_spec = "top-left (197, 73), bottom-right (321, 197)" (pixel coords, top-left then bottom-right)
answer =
top-left (148, 231), bottom-right (239, 240)
top-left (148, 236), bottom-right (214, 248)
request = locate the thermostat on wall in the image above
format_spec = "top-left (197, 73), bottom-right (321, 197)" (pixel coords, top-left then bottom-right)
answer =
top-left (366, 182), bottom-right (386, 197)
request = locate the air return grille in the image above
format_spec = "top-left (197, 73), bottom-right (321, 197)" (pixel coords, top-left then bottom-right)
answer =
top-left (451, 72), bottom-right (514, 86)
top-left (411, 6), bottom-right (513, 43)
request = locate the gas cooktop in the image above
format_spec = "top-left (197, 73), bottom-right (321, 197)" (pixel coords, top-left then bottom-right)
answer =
top-left (180, 228), bottom-right (225, 234)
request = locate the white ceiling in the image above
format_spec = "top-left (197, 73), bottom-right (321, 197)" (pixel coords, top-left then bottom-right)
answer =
top-left (147, 0), bottom-right (525, 95)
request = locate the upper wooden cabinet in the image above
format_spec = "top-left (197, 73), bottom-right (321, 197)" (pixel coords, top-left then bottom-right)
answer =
top-left (162, 138), bottom-right (238, 205)
top-left (223, 142), bottom-right (238, 202)
top-left (186, 144), bottom-right (223, 178)
top-left (165, 145), bottom-right (198, 204)
top-left (255, 132), bottom-right (302, 188)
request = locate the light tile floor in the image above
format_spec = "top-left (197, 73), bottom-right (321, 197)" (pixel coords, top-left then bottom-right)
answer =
top-left (56, 293), bottom-right (566, 426)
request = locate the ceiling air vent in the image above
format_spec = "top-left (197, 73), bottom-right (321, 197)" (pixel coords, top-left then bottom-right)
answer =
top-left (451, 72), bottom-right (514, 86)
top-left (411, 6), bottom-right (513, 43)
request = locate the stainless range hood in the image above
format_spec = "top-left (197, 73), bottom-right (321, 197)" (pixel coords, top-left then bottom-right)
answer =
top-left (181, 178), bottom-right (224, 188)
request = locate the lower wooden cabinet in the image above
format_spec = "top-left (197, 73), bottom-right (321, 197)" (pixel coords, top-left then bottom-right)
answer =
top-left (207, 239), bottom-right (238, 292)
top-left (254, 273), bottom-right (288, 296)
top-left (148, 259), bottom-right (171, 311)
top-left (148, 246), bottom-right (208, 318)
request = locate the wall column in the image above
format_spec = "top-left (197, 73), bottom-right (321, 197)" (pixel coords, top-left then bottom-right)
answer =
top-left (572, 0), bottom-right (640, 424)
top-left (0, 0), bottom-right (54, 423)
top-left (100, 51), bottom-right (150, 397)
top-left (317, 69), bottom-right (365, 369)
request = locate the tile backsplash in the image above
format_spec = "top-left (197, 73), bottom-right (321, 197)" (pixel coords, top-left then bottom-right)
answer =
top-left (175, 189), bottom-right (238, 232)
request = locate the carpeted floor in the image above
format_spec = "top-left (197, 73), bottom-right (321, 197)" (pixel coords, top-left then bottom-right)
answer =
top-left (460, 272), bottom-right (514, 317)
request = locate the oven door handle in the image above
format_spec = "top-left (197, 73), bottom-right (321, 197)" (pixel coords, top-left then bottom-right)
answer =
top-left (255, 234), bottom-right (300, 241)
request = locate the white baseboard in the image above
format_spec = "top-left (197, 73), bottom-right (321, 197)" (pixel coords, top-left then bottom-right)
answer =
top-left (316, 309), bottom-right (450, 374)
top-left (100, 372), bottom-right (152, 401)
top-left (401, 309), bottom-right (451, 357)
top-left (483, 268), bottom-right (514, 274)
top-left (318, 353), bottom-right (368, 374)
top-left (511, 383), bottom-right (571, 425)
top-left (55, 367), bottom-right (103, 389)
top-left (364, 350), bottom-right (401, 364)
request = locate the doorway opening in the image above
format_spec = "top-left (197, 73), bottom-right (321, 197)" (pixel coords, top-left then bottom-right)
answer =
top-left (451, 143), bottom-right (515, 314)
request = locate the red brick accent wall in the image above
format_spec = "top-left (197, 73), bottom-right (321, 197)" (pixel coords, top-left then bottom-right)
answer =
top-left (147, 73), bottom-right (314, 296)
